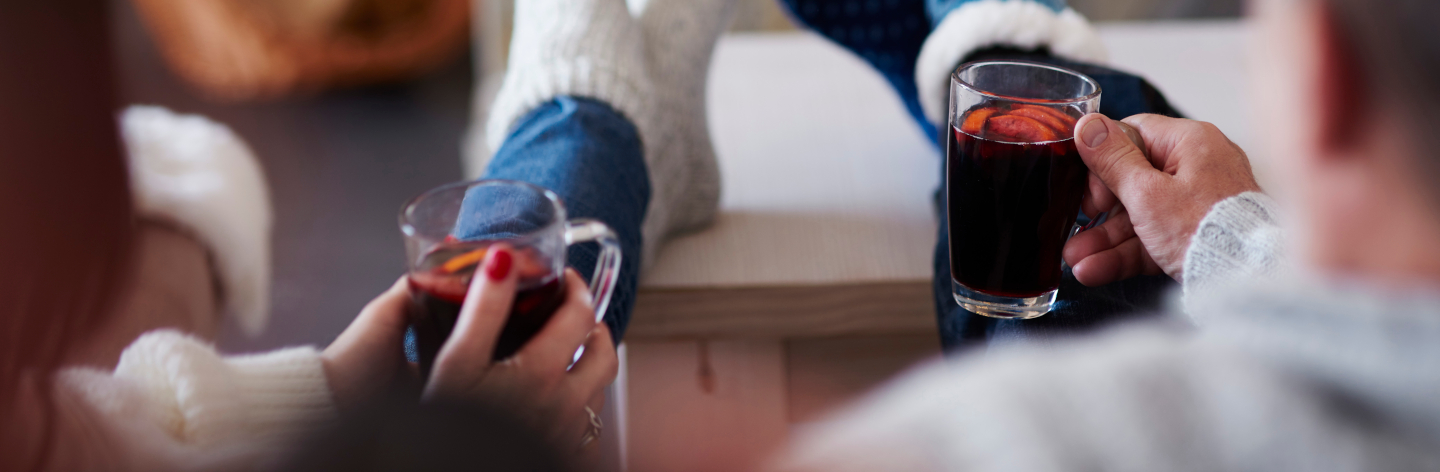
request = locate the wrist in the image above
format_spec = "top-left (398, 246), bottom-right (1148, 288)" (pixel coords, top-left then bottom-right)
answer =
top-left (321, 347), bottom-right (412, 410)
top-left (318, 352), bottom-right (353, 409)
top-left (1181, 191), bottom-right (1285, 296)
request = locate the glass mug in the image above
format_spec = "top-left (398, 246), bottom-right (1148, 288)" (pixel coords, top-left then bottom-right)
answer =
top-left (399, 180), bottom-right (621, 375)
top-left (946, 60), bottom-right (1101, 319)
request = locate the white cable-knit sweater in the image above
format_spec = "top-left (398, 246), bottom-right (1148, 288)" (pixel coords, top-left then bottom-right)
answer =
top-left (22, 106), bottom-right (323, 471)
top-left (50, 331), bottom-right (334, 471)
top-left (776, 192), bottom-right (1440, 471)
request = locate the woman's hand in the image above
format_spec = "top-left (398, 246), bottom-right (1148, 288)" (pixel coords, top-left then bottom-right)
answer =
top-left (425, 245), bottom-right (619, 447)
top-left (321, 277), bottom-right (417, 409)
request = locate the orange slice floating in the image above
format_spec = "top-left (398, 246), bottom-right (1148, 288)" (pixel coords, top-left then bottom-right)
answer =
top-left (441, 247), bottom-right (488, 273)
top-left (960, 106), bottom-right (999, 135)
top-left (1013, 104), bottom-right (1077, 129)
top-left (513, 250), bottom-right (554, 279)
top-left (1005, 107), bottom-right (1069, 135)
top-left (985, 115), bottom-right (1060, 143)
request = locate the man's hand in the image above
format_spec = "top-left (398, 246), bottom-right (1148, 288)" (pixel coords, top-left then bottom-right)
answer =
top-left (1064, 113), bottom-right (1262, 286)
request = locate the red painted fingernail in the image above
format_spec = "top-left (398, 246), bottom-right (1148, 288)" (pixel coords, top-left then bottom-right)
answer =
top-left (485, 247), bottom-right (512, 281)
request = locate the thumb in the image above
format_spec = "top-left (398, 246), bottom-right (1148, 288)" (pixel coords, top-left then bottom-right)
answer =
top-left (1075, 113), bottom-right (1165, 202)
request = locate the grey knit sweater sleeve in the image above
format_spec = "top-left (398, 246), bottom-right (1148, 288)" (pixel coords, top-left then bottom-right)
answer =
top-left (1180, 192), bottom-right (1285, 314)
top-left (771, 193), bottom-right (1308, 472)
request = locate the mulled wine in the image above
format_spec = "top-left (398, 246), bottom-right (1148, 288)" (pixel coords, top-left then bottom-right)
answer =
top-left (407, 244), bottom-right (566, 374)
top-left (947, 101), bottom-right (1088, 298)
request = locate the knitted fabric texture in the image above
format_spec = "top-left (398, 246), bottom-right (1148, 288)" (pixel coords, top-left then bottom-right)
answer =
top-left (915, 0), bottom-right (1108, 125)
top-left (485, 0), bottom-right (736, 266)
top-left (122, 106), bottom-right (273, 336)
top-left (1182, 192), bottom-right (1286, 305)
top-left (57, 330), bottom-right (334, 470)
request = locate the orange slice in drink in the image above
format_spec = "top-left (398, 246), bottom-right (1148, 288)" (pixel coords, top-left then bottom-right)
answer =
top-left (986, 115), bottom-right (1059, 143)
top-left (441, 247), bottom-right (488, 273)
top-left (1013, 104), bottom-right (1076, 127)
top-left (960, 106), bottom-right (999, 135)
top-left (1006, 106), bottom-right (1071, 135)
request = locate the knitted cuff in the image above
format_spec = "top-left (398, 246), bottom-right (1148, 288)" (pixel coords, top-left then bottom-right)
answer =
top-left (915, 0), bottom-right (1108, 125)
top-left (223, 345), bottom-right (336, 445)
top-left (121, 106), bottom-right (273, 337)
top-left (482, 0), bottom-right (653, 158)
top-left (113, 330), bottom-right (335, 448)
top-left (1182, 192), bottom-right (1286, 299)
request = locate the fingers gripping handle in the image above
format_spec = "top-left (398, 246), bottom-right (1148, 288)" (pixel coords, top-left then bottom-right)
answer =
top-left (1116, 121), bottom-right (1146, 153)
top-left (564, 219), bottom-right (622, 323)
top-left (1081, 120), bottom-right (1149, 232)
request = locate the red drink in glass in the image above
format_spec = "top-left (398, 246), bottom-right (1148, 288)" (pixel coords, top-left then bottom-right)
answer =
top-left (945, 61), bottom-right (1099, 320)
top-left (407, 244), bottom-right (566, 372)
top-left (947, 101), bottom-right (1088, 298)
top-left (399, 180), bottom-right (622, 378)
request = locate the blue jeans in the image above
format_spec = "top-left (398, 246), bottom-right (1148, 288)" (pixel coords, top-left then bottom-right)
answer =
top-left (479, 97), bottom-right (649, 344)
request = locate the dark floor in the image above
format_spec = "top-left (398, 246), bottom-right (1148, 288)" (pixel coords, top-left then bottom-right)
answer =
top-left (112, 0), bottom-right (475, 352)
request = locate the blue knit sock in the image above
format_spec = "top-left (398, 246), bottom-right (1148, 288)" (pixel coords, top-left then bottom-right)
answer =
top-left (776, 0), bottom-right (936, 140)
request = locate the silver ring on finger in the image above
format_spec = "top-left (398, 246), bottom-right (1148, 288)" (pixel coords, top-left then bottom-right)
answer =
top-left (579, 406), bottom-right (603, 448)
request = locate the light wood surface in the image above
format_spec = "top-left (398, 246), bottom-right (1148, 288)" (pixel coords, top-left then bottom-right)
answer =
top-left (630, 282), bottom-right (933, 339)
top-left (785, 333), bottom-right (941, 423)
top-left (625, 339), bottom-right (790, 472)
top-left (622, 333), bottom-right (942, 470)
top-left (642, 33), bottom-right (941, 291)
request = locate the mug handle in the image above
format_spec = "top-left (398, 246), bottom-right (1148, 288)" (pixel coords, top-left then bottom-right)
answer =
top-left (563, 219), bottom-right (623, 323)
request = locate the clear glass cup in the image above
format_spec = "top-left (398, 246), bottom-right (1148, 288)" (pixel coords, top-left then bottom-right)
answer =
top-left (946, 61), bottom-right (1102, 319)
top-left (399, 180), bottom-right (621, 374)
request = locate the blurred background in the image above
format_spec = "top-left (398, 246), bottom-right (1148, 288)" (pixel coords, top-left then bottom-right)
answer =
top-left (111, 0), bottom-right (1248, 470)
top-left (110, 0), bottom-right (1245, 352)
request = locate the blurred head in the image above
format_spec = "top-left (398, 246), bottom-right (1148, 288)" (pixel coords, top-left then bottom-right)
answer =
top-left (1249, 0), bottom-right (1440, 280)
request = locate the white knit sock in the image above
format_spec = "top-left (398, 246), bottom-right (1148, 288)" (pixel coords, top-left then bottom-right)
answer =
top-left (483, 0), bottom-right (737, 267)
top-left (627, 0), bottom-right (735, 247)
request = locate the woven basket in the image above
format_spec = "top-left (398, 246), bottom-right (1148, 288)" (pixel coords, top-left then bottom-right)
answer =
top-left (130, 0), bottom-right (471, 101)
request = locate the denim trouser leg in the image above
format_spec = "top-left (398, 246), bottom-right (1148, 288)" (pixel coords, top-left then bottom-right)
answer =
top-left (477, 97), bottom-right (650, 344)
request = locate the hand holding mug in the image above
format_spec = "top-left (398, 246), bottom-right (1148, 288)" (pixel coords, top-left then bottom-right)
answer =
top-left (1064, 113), bottom-right (1263, 286)
top-left (424, 246), bottom-right (618, 446)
